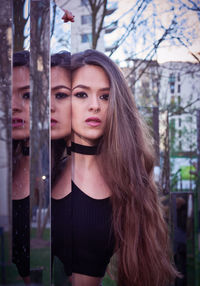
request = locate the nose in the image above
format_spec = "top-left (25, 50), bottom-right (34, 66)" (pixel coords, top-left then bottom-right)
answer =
top-left (51, 96), bottom-right (56, 113)
top-left (88, 95), bottom-right (100, 113)
top-left (12, 94), bottom-right (22, 113)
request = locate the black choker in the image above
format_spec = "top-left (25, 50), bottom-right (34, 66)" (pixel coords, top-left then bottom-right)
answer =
top-left (68, 142), bottom-right (98, 155)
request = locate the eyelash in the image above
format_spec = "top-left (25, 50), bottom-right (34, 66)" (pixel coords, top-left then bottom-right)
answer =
top-left (22, 92), bottom-right (30, 100)
top-left (74, 92), bottom-right (109, 100)
top-left (74, 92), bottom-right (87, 98)
top-left (55, 92), bottom-right (69, 99)
top-left (100, 94), bottom-right (109, 101)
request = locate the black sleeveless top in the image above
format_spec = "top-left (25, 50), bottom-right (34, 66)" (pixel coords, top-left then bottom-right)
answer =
top-left (51, 181), bottom-right (115, 277)
top-left (12, 196), bottom-right (30, 277)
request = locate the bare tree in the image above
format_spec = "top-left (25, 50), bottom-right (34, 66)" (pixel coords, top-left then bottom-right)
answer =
top-left (14, 0), bottom-right (29, 51)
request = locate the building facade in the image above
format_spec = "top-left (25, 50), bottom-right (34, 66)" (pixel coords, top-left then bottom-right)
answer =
top-left (66, 0), bottom-right (117, 53)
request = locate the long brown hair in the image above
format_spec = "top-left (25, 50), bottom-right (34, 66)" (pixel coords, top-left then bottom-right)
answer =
top-left (71, 50), bottom-right (178, 286)
top-left (51, 51), bottom-right (71, 187)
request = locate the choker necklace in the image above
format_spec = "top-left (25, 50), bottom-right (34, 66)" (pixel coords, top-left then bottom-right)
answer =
top-left (68, 142), bottom-right (98, 155)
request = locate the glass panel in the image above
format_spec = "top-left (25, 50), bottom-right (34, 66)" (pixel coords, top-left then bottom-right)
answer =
top-left (30, 0), bottom-right (50, 285)
top-left (50, 1), bottom-right (72, 284)
top-left (171, 193), bottom-right (196, 285)
top-left (10, 0), bottom-right (31, 284)
top-left (0, 1), bottom-right (12, 284)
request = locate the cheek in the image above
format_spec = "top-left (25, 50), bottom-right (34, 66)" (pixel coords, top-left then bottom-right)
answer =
top-left (72, 103), bottom-right (81, 118)
top-left (24, 105), bottom-right (30, 118)
top-left (102, 104), bottom-right (108, 117)
top-left (60, 103), bottom-right (71, 121)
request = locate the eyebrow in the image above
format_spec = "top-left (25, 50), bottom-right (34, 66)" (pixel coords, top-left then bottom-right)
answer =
top-left (52, 85), bottom-right (71, 91)
top-left (72, 84), bottom-right (110, 91)
top-left (19, 85), bottom-right (30, 91)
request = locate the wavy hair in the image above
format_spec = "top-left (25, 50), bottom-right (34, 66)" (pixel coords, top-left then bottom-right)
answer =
top-left (71, 49), bottom-right (178, 286)
top-left (51, 51), bottom-right (71, 187)
top-left (13, 51), bottom-right (30, 161)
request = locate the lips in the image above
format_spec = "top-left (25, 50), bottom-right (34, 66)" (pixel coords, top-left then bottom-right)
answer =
top-left (51, 118), bottom-right (58, 126)
top-left (85, 117), bottom-right (101, 127)
top-left (12, 118), bottom-right (25, 128)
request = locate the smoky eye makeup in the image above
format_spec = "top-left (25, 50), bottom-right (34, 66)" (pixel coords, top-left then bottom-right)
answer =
top-left (55, 92), bottom-right (70, 99)
top-left (73, 91), bottom-right (88, 98)
top-left (22, 92), bottom-right (30, 100)
top-left (100, 94), bottom-right (109, 100)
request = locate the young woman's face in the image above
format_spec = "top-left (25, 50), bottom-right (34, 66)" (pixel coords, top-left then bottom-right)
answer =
top-left (72, 64), bottom-right (110, 145)
top-left (51, 66), bottom-right (71, 140)
top-left (12, 66), bottom-right (30, 140)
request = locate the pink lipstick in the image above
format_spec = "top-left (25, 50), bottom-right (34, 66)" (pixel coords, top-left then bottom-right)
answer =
top-left (85, 117), bottom-right (101, 127)
top-left (51, 118), bottom-right (58, 126)
top-left (12, 118), bottom-right (25, 128)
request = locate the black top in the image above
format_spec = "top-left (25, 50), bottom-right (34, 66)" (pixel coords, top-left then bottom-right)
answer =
top-left (12, 196), bottom-right (30, 277)
top-left (51, 192), bottom-right (73, 275)
top-left (51, 181), bottom-right (115, 277)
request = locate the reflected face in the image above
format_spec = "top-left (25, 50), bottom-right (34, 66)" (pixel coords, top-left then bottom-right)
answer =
top-left (51, 66), bottom-right (71, 140)
top-left (12, 66), bottom-right (30, 140)
top-left (72, 65), bottom-right (110, 145)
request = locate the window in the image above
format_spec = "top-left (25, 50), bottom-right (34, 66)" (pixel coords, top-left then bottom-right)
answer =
top-left (177, 73), bottom-right (180, 81)
top-left (169, 73), bottom-right (175, 83)
top-left (178, 84), bottom-right (181, 93)
top-left (170, 83), bottom-right (175, 94)
top-left (170, 119), bottom-right (175, 140)
top-left (169, 73), bottom-right (175, 94)
top-left (178, 130), bottom-right (182, 138)
top-left (178, 118), bottom-right (181, 127)
top-left (179, 141), bottom-right (182, 150)
top-left (81, 0), bottom-right (89, 6)
top-left (81, 33), bottom-right (92, 43)
top-left (170, 95), bottom-right (175, 104)
top-left (178, 95), bottom-right (181, 106)
top-left (81, 15), bottom-right (92, 25)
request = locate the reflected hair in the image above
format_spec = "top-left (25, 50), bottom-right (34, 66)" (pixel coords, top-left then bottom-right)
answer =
top-left (13, 51), bottom-right (30, 157)
top-left (51, 51), bottom-right (71, 187)
top-left (51, 51), bottom-right (71, 68)
top-left (13, 50), bottom-right (29, 67)
top-left (71, 49), bottom-right (178, 286)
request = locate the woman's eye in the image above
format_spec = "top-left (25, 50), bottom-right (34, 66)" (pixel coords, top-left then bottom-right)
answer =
top-left (22, 92), bottom-right (30, 100)
top-left (100, 94), bottom-right (109, 100)
top-left (55, 92), bottom-right (69, 99)
top-left (74, 92), bottom-right (87, 98)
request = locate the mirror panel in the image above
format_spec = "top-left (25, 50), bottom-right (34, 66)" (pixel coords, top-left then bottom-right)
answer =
top-left (30, 0), bottom-right (51, 284)
top-left (0, 0), bottom-right (12, 284)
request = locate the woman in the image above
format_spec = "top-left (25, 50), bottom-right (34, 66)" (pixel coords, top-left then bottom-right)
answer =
top-left (50, 51), bottom-right (73, 283)
top-left (69, 49), bottom-right (178, 286)
top-left (12, 50), bottom-right (30, 284)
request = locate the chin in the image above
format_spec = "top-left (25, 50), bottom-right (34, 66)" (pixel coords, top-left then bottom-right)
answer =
top-left (51, 131), bottom-right (70, 140)
top-left (12, 132), bottom-right (29, 140)
top-left (85, 132), bottom-right (103, 142)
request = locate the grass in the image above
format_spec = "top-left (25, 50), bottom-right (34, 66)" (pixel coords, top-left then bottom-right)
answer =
top-left (30, 228), bottom-right (51, 286)
top-left (1, 228), bottom-right (50, 285)
top-left (2, 228), bottom-right (200, 286)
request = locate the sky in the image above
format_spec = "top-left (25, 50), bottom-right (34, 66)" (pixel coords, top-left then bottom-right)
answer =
top-left (23, 0), bottom-right (200, 64)
top-left (105, 0), bottom-right (200, 64)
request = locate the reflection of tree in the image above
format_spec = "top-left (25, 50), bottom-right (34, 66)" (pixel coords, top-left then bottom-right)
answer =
top-left (0, 0), bottom-right (12, 265)
top-left (30, 0), bottom-right (50, 241)
top-left (14, 0), bottom-right (28, 51)
top-left (51, 2), bottom-right (71, 52)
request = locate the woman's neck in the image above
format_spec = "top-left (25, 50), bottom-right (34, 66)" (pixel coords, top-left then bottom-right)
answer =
top-left (72, 151), bottom-right (97, 169)
top-left (72, 132), bottom-right (98, 147)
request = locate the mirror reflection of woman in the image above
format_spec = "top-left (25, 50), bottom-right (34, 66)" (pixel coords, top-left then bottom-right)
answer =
top-left (50, 52), bottom-right (72, 282)
top-left (69, 50), bottom-right (178, 286)
top-left (12, 51), bottom-right (30, 284)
